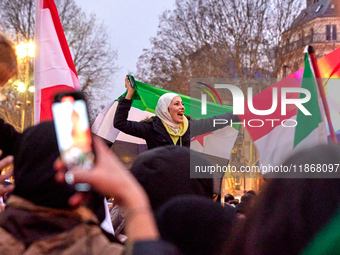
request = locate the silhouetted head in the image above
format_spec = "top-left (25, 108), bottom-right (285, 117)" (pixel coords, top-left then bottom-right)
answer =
top-left (12, 121), bottom-right (105, 221)
top-left (229, 144), bottom-right (340, 255)
top-left (225, 193), bottom-right (235, 203)
top-left (156, 195), bottom-right (235, 255)
top-left (130, 145), bottom-right (214, 211)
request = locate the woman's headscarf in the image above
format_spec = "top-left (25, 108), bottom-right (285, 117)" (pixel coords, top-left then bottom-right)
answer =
top-left (155, 93), bottom-right (180, 133)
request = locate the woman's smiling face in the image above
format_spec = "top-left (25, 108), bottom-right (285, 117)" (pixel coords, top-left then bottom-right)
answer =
top-left (168, 96), bottom-right (185, 124)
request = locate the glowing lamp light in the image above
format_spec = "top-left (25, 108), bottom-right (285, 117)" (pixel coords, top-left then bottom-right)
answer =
top-left (28, 86), bottom-right (35, 92)
top-left (16, 82), bottom-right (26, 92)
top-left (16, 41), bottom-right (35, 59)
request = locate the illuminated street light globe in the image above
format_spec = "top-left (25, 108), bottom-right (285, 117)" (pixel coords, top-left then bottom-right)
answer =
top-left (16, 81), bottom-right (26, 92)
top-left (28, 86), bottom-right (35, 92)
top-left (16, 41), bottom-right (35, 59)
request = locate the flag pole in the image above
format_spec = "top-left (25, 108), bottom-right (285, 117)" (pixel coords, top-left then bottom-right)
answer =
top-left (308, 46), bottom-right (338, 145)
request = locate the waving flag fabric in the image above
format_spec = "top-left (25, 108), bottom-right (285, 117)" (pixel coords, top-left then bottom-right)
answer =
top-left (283, 46), bottom-right (340, 138)
top-left (317, 48), bottom-right (340, 140)
top-left (33, 0), bottom-right (114, 236)
top-left (239, 46), bottom-right (328, 170)
top-left (34, 0), bottom-right (80, 123)
top-left (92, 77), bottom-right (239, 161)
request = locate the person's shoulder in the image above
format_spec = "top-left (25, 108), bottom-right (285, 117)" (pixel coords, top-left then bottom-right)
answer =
top-left (140, 117), bottom-right (153, 123)
top-left (140, 116), bottom-right (160, 123)
top-left (0, 227), bottom-right (25, 253)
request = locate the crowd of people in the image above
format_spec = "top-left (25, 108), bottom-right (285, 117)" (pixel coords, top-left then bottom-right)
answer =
top-left (1, 33), bottom-right (340, 254)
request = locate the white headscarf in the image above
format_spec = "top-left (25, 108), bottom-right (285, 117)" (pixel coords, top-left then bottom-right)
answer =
top-left (155, 93), bottom-right (180, 133)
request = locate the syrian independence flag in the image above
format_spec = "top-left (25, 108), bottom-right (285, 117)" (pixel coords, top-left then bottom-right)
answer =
top-left (239, 46), bottom-right (328, 172)
top-left (34, 0), bottom-right (80, 123)
top-left (92, 98), bottom-right (151, 163)
top-left (92, 77), bottom-right (239, 165)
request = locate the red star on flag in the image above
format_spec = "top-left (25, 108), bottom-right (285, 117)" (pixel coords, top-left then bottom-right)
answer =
top-left (191, 132), bottom-right (213, 147)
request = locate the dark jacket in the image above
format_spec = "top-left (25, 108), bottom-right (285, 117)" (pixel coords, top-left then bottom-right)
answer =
top-left (0, 119), bottom-right (22, 160)
top-left (113, 98), bottom-right (238, 150)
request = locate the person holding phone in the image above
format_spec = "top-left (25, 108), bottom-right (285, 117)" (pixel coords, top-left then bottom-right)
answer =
top-left (0, 121), bottom-right (180, 254)
top-left (114, 76), bottom-right (239, 150)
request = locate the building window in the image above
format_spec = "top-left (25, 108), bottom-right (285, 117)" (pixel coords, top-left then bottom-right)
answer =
top-left (326, 25), bottom-right (331, 41)
top-left (327, 25), bottom-right (337, 41)
top-left (285, 39), bottom-right (290, 52)
top-left (310, 28), bottom-right (314, 43)
top-left (283, 65), bottom-right (288, 78)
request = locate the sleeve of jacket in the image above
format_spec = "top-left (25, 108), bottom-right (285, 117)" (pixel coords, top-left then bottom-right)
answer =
top-left (0, 118), bottom-right (22, 159)
top-left (190, 111), bottom-right (240, 138)
top-left (113, 98), bottom-right (149, 139)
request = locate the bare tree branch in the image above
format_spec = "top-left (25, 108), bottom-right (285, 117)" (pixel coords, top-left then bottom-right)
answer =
top-left (0, 0), bottom-right (118, 122)
top-left (135, 0), bottom-right (304, 94)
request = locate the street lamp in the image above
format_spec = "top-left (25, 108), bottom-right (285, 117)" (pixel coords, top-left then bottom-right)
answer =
top-left (16, 81), bottom-right (26, 93)
top-left (16, 42), bottom-right (35, 59)
top-left (28, 86), bottom-right (34, 93)
top-left (15, 41), bottom-right (35, 131)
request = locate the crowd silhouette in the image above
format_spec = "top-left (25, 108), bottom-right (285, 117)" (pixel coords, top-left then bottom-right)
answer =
top-left (1, 32), bottom-right (340, 255)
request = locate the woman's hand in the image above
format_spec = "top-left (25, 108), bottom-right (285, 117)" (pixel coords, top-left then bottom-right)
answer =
top-left (55, 137), bottom-right (147, 209)
top-left (0, 152), bottom-right (15, 197)
top-left (125, 76), bottom-right (135, 100)
top-left (55, 137), bottom-right (159, 241)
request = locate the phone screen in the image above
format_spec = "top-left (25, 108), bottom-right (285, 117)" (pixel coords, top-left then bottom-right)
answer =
top-left (52, 94), bottom-right (95, 172)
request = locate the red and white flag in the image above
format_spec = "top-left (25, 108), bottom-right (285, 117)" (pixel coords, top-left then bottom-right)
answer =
top-left (34, 0), bottom-right (80, 123)
top-left (33, 0), bottom-right (115, 236)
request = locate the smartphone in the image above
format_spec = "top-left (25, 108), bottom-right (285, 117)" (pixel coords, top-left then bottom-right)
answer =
top-left (127, 75), bottom-right (136, 88)
top-left (52, 91), bottom-right (95, 191)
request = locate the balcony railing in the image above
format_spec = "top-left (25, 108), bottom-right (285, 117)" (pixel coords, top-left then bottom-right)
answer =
top-left (285, 33), bottom-right (340, 53)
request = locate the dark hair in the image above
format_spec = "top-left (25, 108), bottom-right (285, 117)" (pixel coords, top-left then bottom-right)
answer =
top-left (246, 190), bottom-right (256, 196)
top-left (240, 193), bottom-right (254, 203)
top-left (225, 194), bottom-right (235, 202)
top-left (156, 195), bottom-right (234, 255)
top-left (130, 146), bottom-right (214, 211)
top-left (228, 144), bottom-right (340, 255)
